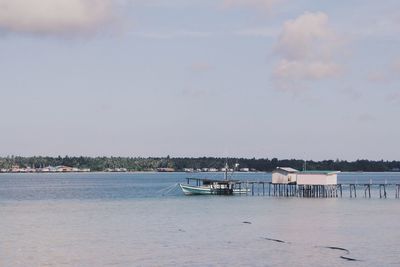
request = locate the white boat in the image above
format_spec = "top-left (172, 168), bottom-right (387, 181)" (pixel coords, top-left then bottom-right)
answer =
top-left (179, 182), bottom-right (250, 195)
top-left (179, 162), bottom-right (250, 195)
top-left (179, 183), bottom-right (213, 195)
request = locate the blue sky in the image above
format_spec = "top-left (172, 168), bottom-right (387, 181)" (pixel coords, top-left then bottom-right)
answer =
top-left (0, 0), bottom-right (399, 160)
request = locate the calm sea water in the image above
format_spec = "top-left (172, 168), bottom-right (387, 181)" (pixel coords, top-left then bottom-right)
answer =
top-left (1, 172), bottom-right (400, 266)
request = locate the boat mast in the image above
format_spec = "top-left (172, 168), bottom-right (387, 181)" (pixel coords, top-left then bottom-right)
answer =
top-left (224, 159), bottom-right (228, 180)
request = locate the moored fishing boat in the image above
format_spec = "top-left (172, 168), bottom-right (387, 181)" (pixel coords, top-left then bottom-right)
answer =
top-left (179, 162), bottom-right (250, 195)
top-left (179, 179), bottom-right (250, 195)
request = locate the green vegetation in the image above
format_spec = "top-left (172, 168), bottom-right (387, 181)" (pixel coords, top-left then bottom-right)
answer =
top-left (0, 156), bottom-right (400, 172)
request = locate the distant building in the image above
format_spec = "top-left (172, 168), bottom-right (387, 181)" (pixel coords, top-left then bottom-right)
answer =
top-left (105, 168), bottom-right (127, 172)
top-left (56, 166), bottom-right (74, 172)
top-left (157, 168), bottom-right (175, 172)
top-left (239, 168), bottom-right (249, 172)
top-left (272, 167), bottom-right (299, 184)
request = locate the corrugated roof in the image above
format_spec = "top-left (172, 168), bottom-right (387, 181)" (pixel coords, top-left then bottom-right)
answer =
top-left (276, 167), bottom-right (299, 173)
top-left (299, 170), bottom-right (340, 175)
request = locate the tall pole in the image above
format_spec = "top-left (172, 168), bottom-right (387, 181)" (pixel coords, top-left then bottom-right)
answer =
top-left (224, 159), bottom-right (228, 180)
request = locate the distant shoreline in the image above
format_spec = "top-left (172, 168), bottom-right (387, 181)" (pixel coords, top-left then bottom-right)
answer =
top-left (1, 170), bottom-right (400, 175)
top-left (1, 156), bottom-right (400, 173)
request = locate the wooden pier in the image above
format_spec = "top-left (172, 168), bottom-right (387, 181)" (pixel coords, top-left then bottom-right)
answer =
top-left (232, 181), bottom-right (400, 199)
top-left (183, 177), bottom-right (400, 198)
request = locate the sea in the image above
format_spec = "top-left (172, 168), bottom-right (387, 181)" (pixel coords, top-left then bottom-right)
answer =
top-left (1, 172), bottom-right (399, 267)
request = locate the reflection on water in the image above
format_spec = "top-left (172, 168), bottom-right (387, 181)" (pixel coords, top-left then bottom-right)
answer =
top-left (1, 172), bottom-right (400, 266)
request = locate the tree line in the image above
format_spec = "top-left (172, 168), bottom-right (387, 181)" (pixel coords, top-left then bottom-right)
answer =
top-left (0, 156), bottom-right (400, 172)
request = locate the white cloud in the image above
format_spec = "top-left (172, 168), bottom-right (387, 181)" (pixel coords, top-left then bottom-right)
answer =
top-left (0, 0), bottom-right (115, 35)
top-left (277, 12), bottom-right (336, 60)
top-left (272, 12), bottom-right (342, 91)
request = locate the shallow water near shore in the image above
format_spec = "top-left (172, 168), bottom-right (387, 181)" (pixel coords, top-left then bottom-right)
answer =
top-left (1, 172), bottom-right (400, 266)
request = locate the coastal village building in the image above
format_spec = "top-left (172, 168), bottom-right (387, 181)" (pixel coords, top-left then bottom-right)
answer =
top-left (297, 171), bottom-right (339, 185)
top-left (272, 167), bottom-right (339, 185)
top-left (157, 168), bottom-right (175, 172)
top-left (0, 165), bottom-right (90, 173)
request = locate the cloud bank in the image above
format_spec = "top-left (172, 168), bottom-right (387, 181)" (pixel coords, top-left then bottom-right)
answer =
top-left (273, 12), bottom-right (342, 91)
top-left (0, 0), bottom-right (115, 35)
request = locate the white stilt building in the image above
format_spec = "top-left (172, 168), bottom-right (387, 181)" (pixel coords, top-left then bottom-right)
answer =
top-left (272, 167), bottom-right (299, 184)
top-left (272, 167), bottom-right (339, 185)
top-left (296, 171), bottom-right (339, 185)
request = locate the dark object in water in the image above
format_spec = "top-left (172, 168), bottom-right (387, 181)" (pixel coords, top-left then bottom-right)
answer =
top-left (340, 256), bottom-right (358, 261)
top-left (242, 221), bottom-right (252, 224)
top-left (322, 246), bottom-right (360, 262)
top-left (178, 229), bottom-right (186, 232)
top-left (324, 246), bottom-right (350, 253)
top-left (264, 237), bottom-right (285, 243)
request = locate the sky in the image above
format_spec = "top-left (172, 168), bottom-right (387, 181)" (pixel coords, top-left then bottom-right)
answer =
top-left (0, 0), bottom-right (400, 160)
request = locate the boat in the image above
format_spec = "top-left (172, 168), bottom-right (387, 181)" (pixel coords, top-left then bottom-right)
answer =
top-left (179, 163), bottom-right (250, 195)
top-left (179, 179), bottom-right (250, 195)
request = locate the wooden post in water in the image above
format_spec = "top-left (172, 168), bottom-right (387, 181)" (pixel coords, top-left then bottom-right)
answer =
top-left (268, 183), bottom-right (271, 196)
top-left (350, 184), bottom-right (353, 198)
top-left (378, 184), bottom-right (387, 199)
top-left (368, 184), bottom-right (371, 198)
top-left (384, 184), bottom-right (387, 198)
top-left (349, 184), bottom-right (357, 198)
top-left (364, 184), bottom-right (371, 198)
top-left (396, 184), bottom-right (400, 199)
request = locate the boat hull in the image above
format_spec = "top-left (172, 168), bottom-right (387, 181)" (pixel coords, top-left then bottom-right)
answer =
top-left (179, 184), bottom-right (213, 195)
top-left (179, 184), bottom-right (250, 195)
